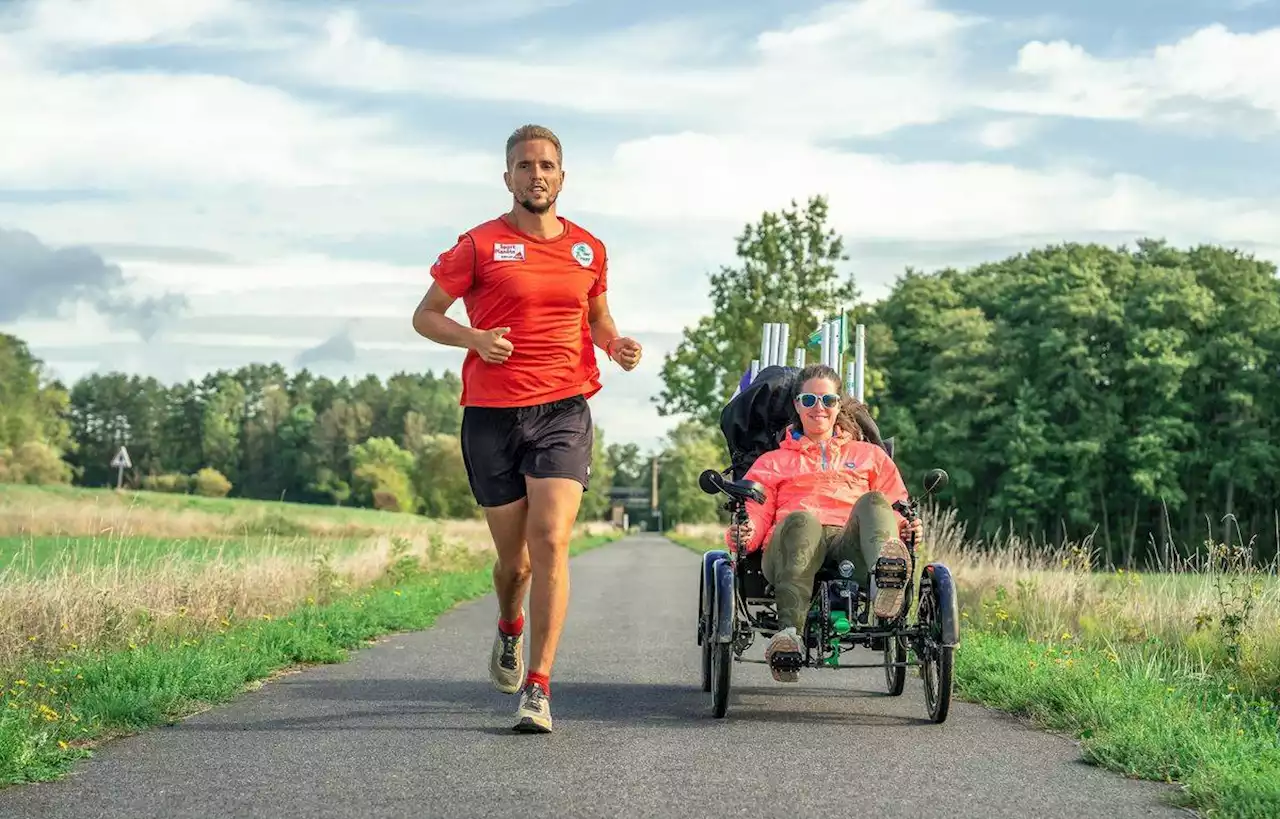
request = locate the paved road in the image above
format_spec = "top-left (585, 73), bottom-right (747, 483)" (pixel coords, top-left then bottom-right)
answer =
top-left (0, 535), bottom-right (1185, 819)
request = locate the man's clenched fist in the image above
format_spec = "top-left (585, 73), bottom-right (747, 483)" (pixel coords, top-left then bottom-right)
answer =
top-left (608, 337), bottom-right (643, 371)
top-left (473, 326), bottom-right (514, 364)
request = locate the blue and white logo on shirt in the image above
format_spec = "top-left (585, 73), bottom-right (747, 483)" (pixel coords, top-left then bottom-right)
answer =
top-left (571, 242), bottom-right (594, 268)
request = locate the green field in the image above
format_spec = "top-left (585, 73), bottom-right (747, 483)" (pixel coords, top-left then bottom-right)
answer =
top-left (0, 534), bottom-right (374, 575)
top-left (0, 483), bottom-right (462, 536)
top-left (0, 483), bottom-right (494, 577)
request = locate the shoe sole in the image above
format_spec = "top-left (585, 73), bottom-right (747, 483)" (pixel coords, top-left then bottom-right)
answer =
top-left (766, 632), bottom-right (802, 683)
top-left (873, 540), bottom-right (913, 621)
top-left (490, 635), bottom-right (525, 695)
top-left (512, 715), bottom-right (553, 733)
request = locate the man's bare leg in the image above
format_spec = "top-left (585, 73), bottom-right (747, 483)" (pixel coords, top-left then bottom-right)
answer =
top-left (523, 475), bottom-right (583, 679)
top-left (485, 497), bottom-right (531, 621)
top-left (485, 497), bottom-right (530, 694)
top-left (510, 475), bottom-right (582, 733)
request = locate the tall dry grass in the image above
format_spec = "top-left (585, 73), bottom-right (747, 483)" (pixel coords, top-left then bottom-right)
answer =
top-left (914, 507), bottom-right (1279, 659)
top-left (675, 506), bottom-right (1280, 697)
top-left (0, 486), bottom-right (615, 672)
top-left (0, 486), bottom-right (479, 540)
top-left (1, 528), bottom-right (471, 669)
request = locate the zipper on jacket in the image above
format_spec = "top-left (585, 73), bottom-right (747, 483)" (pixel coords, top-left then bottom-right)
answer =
top-left (820, 441), bottom-right (829, 470)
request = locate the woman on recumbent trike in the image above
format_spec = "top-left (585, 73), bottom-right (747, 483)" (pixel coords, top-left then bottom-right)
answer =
top-left (723, 363), bottom-right (923, 683)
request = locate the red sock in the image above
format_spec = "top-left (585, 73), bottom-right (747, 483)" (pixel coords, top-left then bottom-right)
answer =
top-left (525, 671), bottom-right (550, 696)
top-left (498, 614), bottom-right (524, 636)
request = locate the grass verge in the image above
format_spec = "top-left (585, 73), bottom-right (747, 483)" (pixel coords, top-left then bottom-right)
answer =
top-left (0, 532), bottom-right (617, 788)
top-left (957, 630), bottom-right (1280, 818)
top-left (665, 531), bottom-right (1280, 819)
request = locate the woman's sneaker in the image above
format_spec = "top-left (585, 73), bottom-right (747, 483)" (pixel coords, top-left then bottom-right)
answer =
top-left (490, 628), bottom-right (525, 694)
top-left (513, 684), bottom-right (552, 733)
top-left (873, 538), bottom-right (913, 620)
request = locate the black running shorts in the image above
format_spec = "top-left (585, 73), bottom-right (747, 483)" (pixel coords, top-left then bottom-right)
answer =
top-left (459, 395), bottom-right (594, 508)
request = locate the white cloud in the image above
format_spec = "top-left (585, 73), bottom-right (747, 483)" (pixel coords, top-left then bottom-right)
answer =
top-left (758, 0), bottom-right (976, 50)
top-left (975, 118), bottom-right (1040, 149)
top-left (995, 24), bottom-right (1280, 132)
top-left (406, 0), bottom-right (580, 24)
top-left (571, 132), bottom-right (1280, 249)
top-left (285, 0), bottom-right (977, 140)
top-left (3, 0), bottom-right (254, 48)
top-left (0, 57), bottom-right (495, 192)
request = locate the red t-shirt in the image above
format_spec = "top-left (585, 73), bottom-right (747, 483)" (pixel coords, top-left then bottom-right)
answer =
top-left (430, 215), bottom-right (609, 408)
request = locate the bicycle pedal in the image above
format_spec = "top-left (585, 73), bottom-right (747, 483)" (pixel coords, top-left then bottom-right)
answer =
top-left (874, 557), bottom-right (908, 589)
top-left (770, 651), bottom-right (803, 671)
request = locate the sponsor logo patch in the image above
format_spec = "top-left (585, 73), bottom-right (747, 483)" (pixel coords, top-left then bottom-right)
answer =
top-left (571, 242), bottom-right (594, 267)
top-left (494, 242), bottom-right (526, 261)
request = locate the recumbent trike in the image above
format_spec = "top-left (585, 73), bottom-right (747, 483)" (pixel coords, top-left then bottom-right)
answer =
top-left (693, 362), bottom-right (961, 723)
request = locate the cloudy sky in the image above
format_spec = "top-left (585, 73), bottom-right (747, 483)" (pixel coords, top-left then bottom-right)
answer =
top-left (2, 0), bottom-right (1278, 452)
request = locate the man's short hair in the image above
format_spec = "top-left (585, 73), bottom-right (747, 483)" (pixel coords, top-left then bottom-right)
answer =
top-left (506, 124), bottom-right (563, 168)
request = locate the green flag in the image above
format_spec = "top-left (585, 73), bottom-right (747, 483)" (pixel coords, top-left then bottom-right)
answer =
top-left (807, 315), bottom-right (844, 349)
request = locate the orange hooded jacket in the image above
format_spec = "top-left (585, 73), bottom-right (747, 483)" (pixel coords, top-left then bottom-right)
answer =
top-left (725, 425), bottom-right (910, 554)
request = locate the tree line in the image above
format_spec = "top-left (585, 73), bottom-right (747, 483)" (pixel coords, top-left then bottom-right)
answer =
top-left (0, 339), bottom-right (622, 522)
top-left (653, 197), bottom-right (1280, 567)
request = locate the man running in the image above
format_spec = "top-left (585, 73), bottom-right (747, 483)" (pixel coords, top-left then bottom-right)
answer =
top-left (411, 124), bottom-right (642, 733)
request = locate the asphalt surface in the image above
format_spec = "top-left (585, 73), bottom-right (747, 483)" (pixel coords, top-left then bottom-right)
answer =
top-left (0, 534), bottom-right (1187, 819)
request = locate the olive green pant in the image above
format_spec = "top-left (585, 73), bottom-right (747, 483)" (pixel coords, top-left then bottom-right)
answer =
top-left (761, 492), bottom-right (900, 630)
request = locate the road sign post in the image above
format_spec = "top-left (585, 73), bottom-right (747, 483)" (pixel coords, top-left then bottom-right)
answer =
top-left (651, 456), bottom-right (662, 533)
top-left (110, 446), bottom-right (132, 490)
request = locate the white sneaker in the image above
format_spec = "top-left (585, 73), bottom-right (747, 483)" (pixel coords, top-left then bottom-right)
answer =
top-left (489, 628), bottom-right (525, 694)
top-left (513, 685), bottom-right (552, 733)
